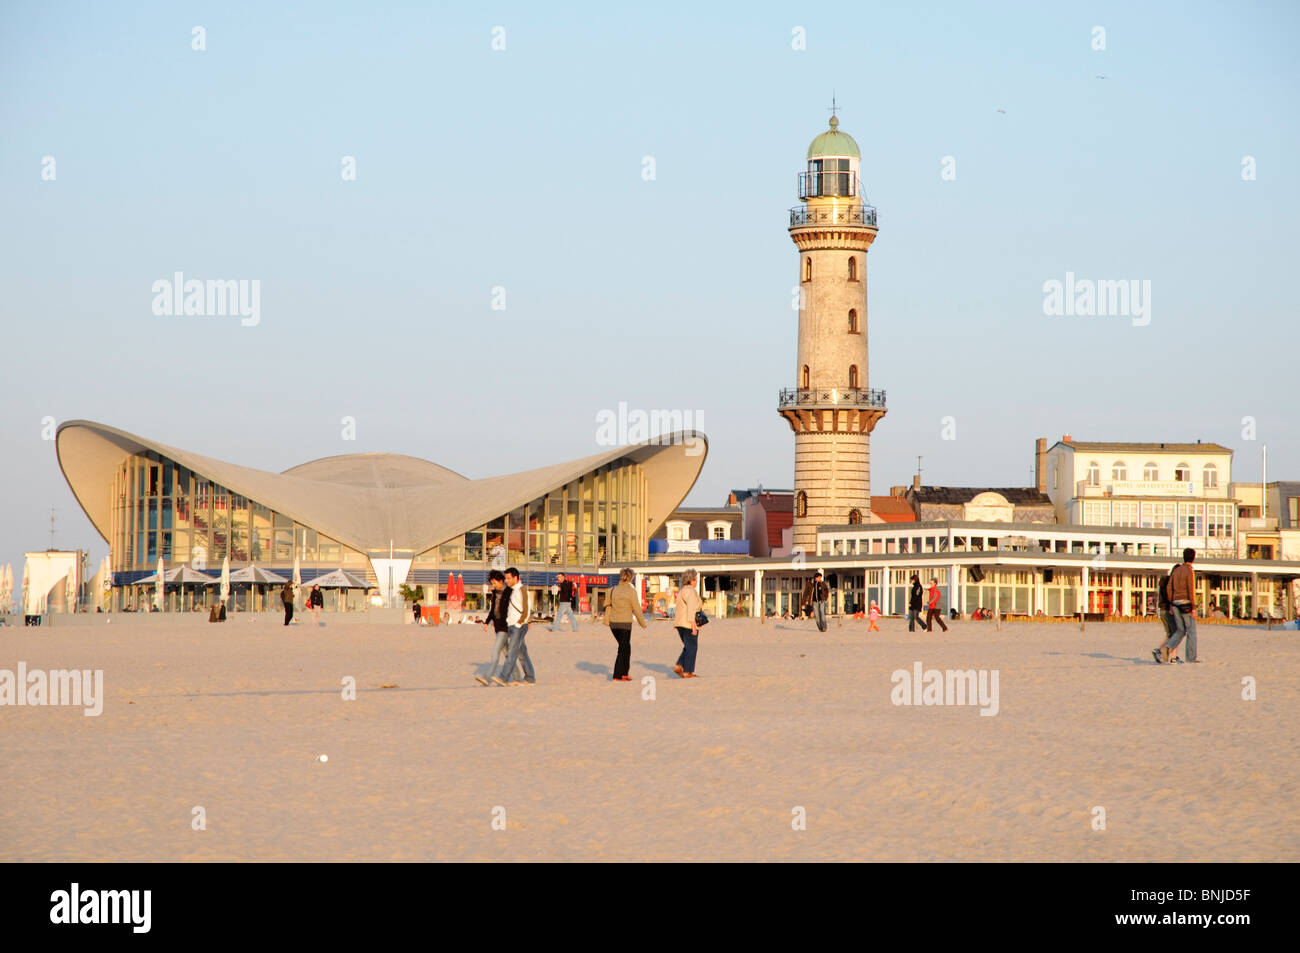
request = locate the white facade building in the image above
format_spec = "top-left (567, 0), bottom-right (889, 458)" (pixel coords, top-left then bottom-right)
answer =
top-left (1043, 438), bottom-right (1237, 558)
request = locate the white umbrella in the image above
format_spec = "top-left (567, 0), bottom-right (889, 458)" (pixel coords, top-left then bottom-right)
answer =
top-left (293, 555), bottom-right (302, 606)
top-left (228, 565), bottom-right (288, 584)
top-left (219, 555), bottom-right (230, 608)
top-left (153, 557), bottom-right (165, 611)
top-left (310, 568), bottom-right (369, 588)
top-left (0, 564), bottom-right (11, 615)
top-left (22, 562), bottom-right (30, 615)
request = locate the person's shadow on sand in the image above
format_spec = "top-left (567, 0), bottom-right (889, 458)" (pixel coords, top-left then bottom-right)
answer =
top-left (1045, 650), bottom-right (1152, 665)
top-left (637, 661), bottom-right (675, 675)
top-left (576, 661), bottom-right (611, 678)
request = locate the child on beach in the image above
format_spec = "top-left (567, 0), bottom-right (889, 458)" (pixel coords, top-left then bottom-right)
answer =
top-left (868, 600), bottom-right (880, 632)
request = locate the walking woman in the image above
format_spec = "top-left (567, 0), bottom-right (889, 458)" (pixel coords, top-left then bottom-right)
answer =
top-left (605, 568), bottom-right (646, 681)
top-left (673, 569), bottom-right (702, 678)
top-left (307, 584), bottom-right (323, 626)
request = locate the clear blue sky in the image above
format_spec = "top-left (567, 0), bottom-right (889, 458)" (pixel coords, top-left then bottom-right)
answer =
top-left (2, 0), bottom-right (1297, 575)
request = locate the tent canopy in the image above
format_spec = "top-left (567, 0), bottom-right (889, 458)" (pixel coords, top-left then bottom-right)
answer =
top-left (228, 565), bottom-right (288, 584)
top-left (310, 569), bottom-right (369, 589)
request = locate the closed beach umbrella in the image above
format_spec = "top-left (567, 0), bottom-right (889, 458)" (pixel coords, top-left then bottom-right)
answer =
top-left (455, 573), bottom-right (464, 602)
top-left (578, 575), bottom-right (588, 611)
top-left (293, 555), bottom-right (302, 605)
top-left (22, 563), bottom-right (30, 615)
top-left (220, 555), bottom-right (230, 608)
top-left (1, 564), bottom-right (11, 614)
top-left (154, 557), bottom-right (165, 611)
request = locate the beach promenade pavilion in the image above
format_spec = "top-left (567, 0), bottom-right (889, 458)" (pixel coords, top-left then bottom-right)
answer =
top-left (55, 421), bottom-right (708, 617)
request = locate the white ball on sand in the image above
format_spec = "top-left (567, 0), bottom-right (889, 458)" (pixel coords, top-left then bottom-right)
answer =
top-left (319, 754), bottom-right (328, 763)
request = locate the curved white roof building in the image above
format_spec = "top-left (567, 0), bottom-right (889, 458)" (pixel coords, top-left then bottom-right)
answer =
top-left (56, 420), bottom-right (708, 608)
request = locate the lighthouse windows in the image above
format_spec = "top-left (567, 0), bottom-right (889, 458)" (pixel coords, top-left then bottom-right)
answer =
top-left (847, 257), bottom-right (858, 281)
top-left (848, 508), bottom-right (863, 525)
top-left (849, 365), bottom-right (859, 388)
top-left (848, 309), bottom-right (859, 334)
top-left (795, 491), bottom-right (808, 518)
top-left (803, 257), bottom-right (812, 282)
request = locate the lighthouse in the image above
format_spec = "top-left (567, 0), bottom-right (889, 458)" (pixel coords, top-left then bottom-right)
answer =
top-left (778, 113), bottom-right (886, 551)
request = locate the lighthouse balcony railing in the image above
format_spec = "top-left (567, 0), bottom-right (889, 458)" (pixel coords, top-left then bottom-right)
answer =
top-left (778, 387), bottom-right (886, 409)
top-left (789, 204), bottom-right (878, 228)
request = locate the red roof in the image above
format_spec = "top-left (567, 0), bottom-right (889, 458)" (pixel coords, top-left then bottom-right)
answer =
top-left (871, 496), bottom-right (916, 523)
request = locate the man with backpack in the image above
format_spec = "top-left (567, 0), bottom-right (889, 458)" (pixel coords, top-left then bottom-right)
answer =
top-left (1154, 548), bottom-right (1199, 663)
top-left (1153, 562), bottom-right (1182, 663)
top-left (493, 567), bottom-right (536, 685)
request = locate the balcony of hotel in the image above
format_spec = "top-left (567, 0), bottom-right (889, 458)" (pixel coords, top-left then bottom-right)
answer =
top-left (1075, 479), bottom-right (1230, 500)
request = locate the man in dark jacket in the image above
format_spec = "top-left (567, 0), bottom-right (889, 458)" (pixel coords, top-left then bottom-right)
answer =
top-left (281, 581), bottom-right (294, 626)
top-left (550, 573), bottom-right (579, 632)
top-left (908, 574), bottom-right (923, 631)
top-left (802, 571), bottom-right (830, 632)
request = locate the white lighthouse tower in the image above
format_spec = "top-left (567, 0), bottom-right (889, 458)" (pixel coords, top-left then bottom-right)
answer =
top-left (778, 112), bottom-right (886, 551)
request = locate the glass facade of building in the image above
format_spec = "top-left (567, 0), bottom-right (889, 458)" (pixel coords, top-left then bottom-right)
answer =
top-left (415, 458), bottom-right (648, 572)
top-left (109, 451), bottom-right (371, 575)
top-left (105, 451), bottom-right (650, 612)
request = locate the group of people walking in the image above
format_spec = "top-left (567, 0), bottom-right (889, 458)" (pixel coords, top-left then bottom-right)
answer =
top-left (475, 567), bottom-right (706, 685)
top-left (906, 574), bottom-right (949, 633)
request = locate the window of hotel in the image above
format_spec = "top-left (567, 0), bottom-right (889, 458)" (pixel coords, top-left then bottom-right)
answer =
top-left (795, 491), bottom-right (807, 518)
top-left (848, 365), bottom-right (859, 388)
top-left (706, 520), bottom-right (730, 541)
top-left (1112, 462), bottom-right (1127, 482)
top-left (1202, 464), bottom-right (1218, 488)
top-left (1113, 501), bottom-right (1139, 526)
top-left (848, 309), bottom-right (858, 333)
top-left (712, 526), bottom-right (726, 540)
top-left (847, 257), bottom-right (858, 281)
top-left (1143, 462), bottom-right (1159, 480)
top-left (1175, 463), bottom-right (1191, 482)
top-left (848, 508), bottom-right (862, 525)
top-left (1086, 462), bottom-right (1100, 486)
top-left (804, 257), bottom-right (812, 282)
top-left (801, 365), bottom-right (810, 388)
top-left (1142, 501), bottom-right (1176, 530)
top-left (1083, 501), bottom-right (1108, 525)
top-left (1291, 497), bottom-right (1300, 525)
top-left (1183, 511), bottom-right (1204, 537)
top-left (667, 520), bottom-right (689, 541)
top-left (1207, 504), bottom-right (1233, 538)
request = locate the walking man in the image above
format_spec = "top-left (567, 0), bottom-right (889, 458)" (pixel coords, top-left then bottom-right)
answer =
top-left (803, 571), bottom-right (830, 632)
top-left (477, 570), bottom-right (522, 685)
top-left (1156, 548), bottom-right (1199, 663)
top-left (281, 581), bottom-right (294, 626)
top-left (493, 567), bottom-right (535, 685)
top-left (925, 577), bottom-right (948, 633)
top-left (550, 572), bottom-right (579, 632)
top-left (907, 574), bottom-right (923, 632)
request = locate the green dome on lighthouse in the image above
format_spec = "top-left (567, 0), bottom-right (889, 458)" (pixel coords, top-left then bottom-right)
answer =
top-left (806, 115), bottom-right (860, 159)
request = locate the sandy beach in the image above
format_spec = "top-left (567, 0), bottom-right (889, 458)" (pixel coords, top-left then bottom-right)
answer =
top-left (2, 615), bottom-right (1296, 862)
